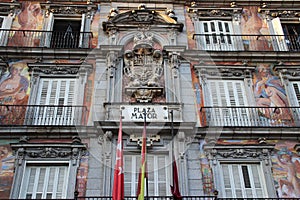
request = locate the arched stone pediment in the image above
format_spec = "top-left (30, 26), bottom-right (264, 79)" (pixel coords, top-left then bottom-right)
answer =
top-left (102, 8), bottom-right (183, 33)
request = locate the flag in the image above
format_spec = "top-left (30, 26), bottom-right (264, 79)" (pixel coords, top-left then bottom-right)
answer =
top-left (112, 117), bottom-right (124, 200)
top-left (170, 155), bottom-right (182, 200)
top-left (137, 121), bottom-right (147, 200)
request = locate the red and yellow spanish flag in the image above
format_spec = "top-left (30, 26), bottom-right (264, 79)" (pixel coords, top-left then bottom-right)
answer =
top-left (137, 121), bottom-right (147, 200)
top-left (112, 116), bottom-right (124, 200)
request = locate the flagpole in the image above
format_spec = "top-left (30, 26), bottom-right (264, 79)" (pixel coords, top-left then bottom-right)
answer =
top-left (170, 110), bottom-right (174, 187)
top-left (143, 110), bottom-right (149, 200)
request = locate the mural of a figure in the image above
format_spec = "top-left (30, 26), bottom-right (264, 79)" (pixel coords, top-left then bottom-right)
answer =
top-left (0, 143), bottom-right (14, 199)
top-left (273, 144), bottom-right (300, 198)
top-left (241, 6), bottom-right (272, 51)
top-left (8, 1), bottom-right (43, 47)
top-left (253, 64), bottom-right (293, 124)
top-left (0, 62), bottom-right (30, 125)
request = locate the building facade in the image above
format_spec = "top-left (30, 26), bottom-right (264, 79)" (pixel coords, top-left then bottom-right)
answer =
top-left (0, 0), bottom-right (299, 199)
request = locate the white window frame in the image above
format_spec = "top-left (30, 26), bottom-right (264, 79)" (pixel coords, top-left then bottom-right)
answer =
top-left (19, 161), bottom-right (70, 199)
top-left (195, 20), bottom-right (237, 51)
top-left (43, 13), bottom-right (88, 48)
top-left (205, 79), bottom-right (250, 126)
top-left (123, 154), bottom-right (170, 196)
top-left (219, 162), bottom-right (267, 198)
top-left (270, 17), bottom-right (289, 51)
top-left (289, 81), bottom-right (300, 106)
top-left (33, 77), bottom-right (78, 125)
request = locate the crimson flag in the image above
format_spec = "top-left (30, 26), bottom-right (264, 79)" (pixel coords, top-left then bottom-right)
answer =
top-left (170, 156), bottom-right (182, 200)
top-left (112, 117), bottom-right (124, 200)
top-left (137, 121), bottom-right (147, 200)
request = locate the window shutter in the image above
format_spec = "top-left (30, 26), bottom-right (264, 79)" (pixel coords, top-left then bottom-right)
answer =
top-left (271, 17), bottom-right (288, 51)
top-left (20, 166), bottom-right (68, 199)
top-left (291, 82), bottom-right (300, 106)
top-left (221, 163), bottom-right (265, 198)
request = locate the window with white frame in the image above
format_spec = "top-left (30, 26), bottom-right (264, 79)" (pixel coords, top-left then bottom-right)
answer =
top-left (123, 154), bottom-right (169, 196)
top-left (34, 78), bottom-right (77, 125)
top-left (271, 17), bottom-right (300, 51)
top-left (220, 163), bottom-right (267, 198)
top-left (19, 164), bottom-right (69, 199)
top-left (44, 13), bottom-right (90, 48)
top-left (290, 81), bottom-right (300, 106)
top-left (195, 20), bottom-right (236, 51)
top-left (205, 79), bottom-right (249, 126)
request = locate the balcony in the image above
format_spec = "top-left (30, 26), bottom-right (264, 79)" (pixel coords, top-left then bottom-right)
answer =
top-left (0, 29), bottom-right (93, 48)
top-left (199, 106), bottom-right (300, 127)
top-left (193, 34), bottom-right (300, 52)
top-left (0, 105), bottom-right (88, 126)
top-left (12, 196), bottom-right (300, 200)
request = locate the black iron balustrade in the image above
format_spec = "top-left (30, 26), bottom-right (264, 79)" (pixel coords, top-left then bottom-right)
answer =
top-left (73, 196), bottom-right (300, 200)
top-left (0, 104), bottom-right (88, 126)
top-left (199, 106), bottom-right (300, 127)
top-left (193, 34), bottom-right (300, 51)
top-left (0, 29), bottom-right (93, 48)
top-left (75, 196), bottom-right (216, 200)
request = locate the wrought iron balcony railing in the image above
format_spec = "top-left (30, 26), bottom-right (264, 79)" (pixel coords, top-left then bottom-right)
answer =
top-left (0, 29), bottom-right (93, 48)
top-left (0, 105), bottom-right (88, 126)
top-left (199, 106), bottom-right (300, 127)
top-left (193, 34), bottom-right (300, 52)
top-left (73, 196), bottom-right (300, 200)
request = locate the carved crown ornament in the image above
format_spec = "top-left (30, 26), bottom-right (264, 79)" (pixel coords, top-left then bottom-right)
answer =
top-left (204, 144), bottom-right (275, 165)
top-left (102, 4), bottom-right (183, 33)
top-left (40, 1), bottom-right (96, 17)
top-left (11, 137), bottom-right (87, 164)
top-left (28, 63), bottom-right (93, 75)
top-left (274, 65), bottom-right (300, 78)
top-left (194, 65), bottom-right (255, 79)
top-left (123, 31), bottom-right (164, 103)
top-left (0, 2), bottom-right (20, 15)
top-left (258, 7), bottom-right (300, 19)
top-left (187, 1), bottom-right (243, 19)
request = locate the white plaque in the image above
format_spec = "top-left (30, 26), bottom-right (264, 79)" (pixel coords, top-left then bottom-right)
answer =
top-left (121, 105), bottom-right (168, 122)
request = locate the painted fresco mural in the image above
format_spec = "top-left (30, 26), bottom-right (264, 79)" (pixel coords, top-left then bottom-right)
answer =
top-left (0, 61), bottom-right (30, 125)
top-left (91, 7), bottom-right (100, 48)
top-left (272, 141), bottom-right (300, 198)
top-left (241, 6), bottom-right (272, 51)
top-left (8, 2), bottom-right (43, 47)
top-left (199, 140), bottom-right (214, 195)
top-left (76, 151), bottom-right (89, 197)
top-left (0, 141), bottom-right (15, 199)
top-left (253, 63), bottom-right (293, 125)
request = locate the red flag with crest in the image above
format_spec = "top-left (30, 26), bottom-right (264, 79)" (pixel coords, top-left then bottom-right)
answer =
top-left (112, 116), bottom-right (124, 200)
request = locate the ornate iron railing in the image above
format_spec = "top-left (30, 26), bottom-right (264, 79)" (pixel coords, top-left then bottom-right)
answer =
top-left (193, 34), bottom-right (300, 51)
top-left (73, 196), bottom-right (300, 200)
top-left (0, 105), bottom-right (88, 126)
top-left (199, 106), bottom-right (300, 127)
top-left (0, 29), bottom-right (93, 48)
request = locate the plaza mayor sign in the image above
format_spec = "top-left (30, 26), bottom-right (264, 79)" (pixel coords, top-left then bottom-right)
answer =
top-left (121, 105), bottom-right (168, 122)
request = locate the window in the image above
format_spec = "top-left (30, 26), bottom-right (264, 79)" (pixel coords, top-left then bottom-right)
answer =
top-left (10, 140), bottom-right (85, 199)
top-left (50, 19), bottom-right (81, 48)
top-left (205, 80), bottom-right (249, 126)
top-left (196, 20), bottom-right (236, 50)
top-left (33, 78), bottom-right (77, 125)
top-left (204, 145), bottom-right (276, 198)
top-left (290, 81), bottom-right (300, 106)
top-left (19, 164), bottom-right (69, 199)
top-left (271, 17), bottom-right (300, 51)
top-left (220, 163), bottom-right (266, 198)
top-left (124, 154), bottom-right (169, 196)
top-left (44, 12), bottom-right (90, 48)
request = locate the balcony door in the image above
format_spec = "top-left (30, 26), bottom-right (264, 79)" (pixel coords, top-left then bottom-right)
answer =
top-left (34, 78), bottom-right (77, 125)
top-left (123, 154), bottom-right (169, 196)
top-left (50, 19), bottom-right (81, 48)
top-left (206, 80), bottom-right (249, 126)
top-left (198, 20), bottom-right (235, 51)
